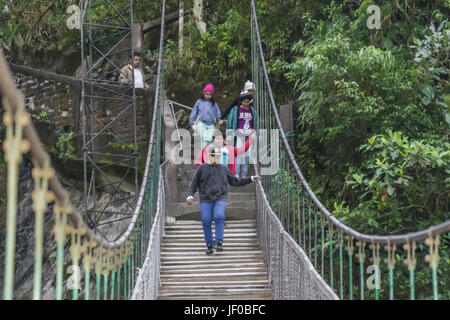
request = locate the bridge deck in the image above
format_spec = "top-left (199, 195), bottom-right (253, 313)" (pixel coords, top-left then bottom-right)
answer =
top-left (158, 219), bottom-right (274, 300)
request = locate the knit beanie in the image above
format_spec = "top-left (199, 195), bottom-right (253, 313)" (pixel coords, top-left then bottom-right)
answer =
top-left (243, 81), bottom-right (255, 92)
top-left (239, 91), bottom-right (253, 102)
top-left (203, 83), bottom-right (215, 95)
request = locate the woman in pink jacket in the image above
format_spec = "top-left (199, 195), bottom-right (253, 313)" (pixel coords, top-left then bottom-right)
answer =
top-left (195, 131), bottom-right (256, 176)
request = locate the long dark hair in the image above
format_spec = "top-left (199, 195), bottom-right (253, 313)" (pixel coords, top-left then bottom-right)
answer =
top-left (239, 94), bottom-right (253, 105)
top-left (200, 93), bottom-right (216, 106)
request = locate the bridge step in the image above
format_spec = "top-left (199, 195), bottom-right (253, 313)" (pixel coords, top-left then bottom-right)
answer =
top-left (158, 289), bottom-right (274, 300)
top-left (158, 219), bottom-right (273, 300)
top-left (171, 219), bottom-right (257, 225)
top-left (165, 228), bottom-right (258, 234)
top-left (161, 247), bottom-right (260, 253)
top-left (173, 203), bottom-right (257, 220)
top-left (164, 225), bottom-right (257, 231)
top-left (166, 222), bottom-right (257, 228)
top-left (161, 251), bottom-right (261, 258)
top-left (163, 238), bottom-right (258, 244)
top-left (159, 294), bottom-right (273, 300)
top-left (161, 262), bottom-right (266, 270)
top-left (161, 258), bottom-right (265, 266)
top-left (161, 279), bottom-right (269, 286)
top-left (162, 242), bottom-right (259, 247)
top-left (160, 274), bottom-right (270, 283)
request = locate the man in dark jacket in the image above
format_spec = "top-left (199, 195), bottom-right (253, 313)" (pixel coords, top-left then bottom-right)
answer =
top-left (186, 146), bottom-right (261, 255)
top-left (119, 52), bottom-right (149, 89)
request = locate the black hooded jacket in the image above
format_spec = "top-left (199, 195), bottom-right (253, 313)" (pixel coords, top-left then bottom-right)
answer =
top-left (187, 163), bottom-right (252, 202)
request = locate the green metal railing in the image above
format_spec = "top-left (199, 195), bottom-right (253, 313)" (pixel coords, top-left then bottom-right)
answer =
top-left (251, 0), bottom-right (449, 300)
top-left (0, 0), bottom-right (166, 300)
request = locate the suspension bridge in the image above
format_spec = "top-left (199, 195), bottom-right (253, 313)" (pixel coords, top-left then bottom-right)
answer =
top-left (0, 0), bottom-right (449, 300)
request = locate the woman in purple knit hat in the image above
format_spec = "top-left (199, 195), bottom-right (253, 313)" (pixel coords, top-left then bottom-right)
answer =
top-left (189, 84), bottom-right (222, 149)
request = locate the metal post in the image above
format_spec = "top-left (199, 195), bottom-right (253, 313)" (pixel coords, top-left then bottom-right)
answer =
top-left (111, 269), bottom-right (116, 300)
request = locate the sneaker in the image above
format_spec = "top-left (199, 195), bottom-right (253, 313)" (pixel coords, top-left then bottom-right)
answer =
top-left (215, 241), bottom-right (223, 252)
top-left (205, 244), bottom-right (216, 256)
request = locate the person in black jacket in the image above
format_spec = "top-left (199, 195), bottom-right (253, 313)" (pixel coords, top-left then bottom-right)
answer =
top-left (186, 146), bottom-right (261, 255)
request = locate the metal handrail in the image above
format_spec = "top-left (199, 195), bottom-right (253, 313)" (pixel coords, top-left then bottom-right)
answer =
top-left (167, 99), bottom-right (193, 110)
top-left (250, 0), bottom-right (449, 244)
top-left (168, 101), bottom-right (183, 151)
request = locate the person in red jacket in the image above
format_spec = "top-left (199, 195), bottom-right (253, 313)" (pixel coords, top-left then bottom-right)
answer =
top-left (195, 131), bottom-right (256, 176)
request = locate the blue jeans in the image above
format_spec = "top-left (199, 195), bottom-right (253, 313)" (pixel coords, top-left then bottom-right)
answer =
top-left (197, 121), bottom-right (215, 149)
top-left (235, 135), bottom-right (249, 178)
top-left (200, 201), bottom-right (226, 245)
top-left (235, 163), bottom-right (249, 178)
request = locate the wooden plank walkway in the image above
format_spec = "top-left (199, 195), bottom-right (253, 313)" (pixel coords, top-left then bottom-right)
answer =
top-left (158, 219), bottom-right (274, 300)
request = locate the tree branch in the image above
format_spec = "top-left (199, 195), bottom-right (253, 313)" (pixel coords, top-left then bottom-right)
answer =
top-left (142, 10), bottom-right (188, 34)
top-left (31, 0), bottom-right (58, 29)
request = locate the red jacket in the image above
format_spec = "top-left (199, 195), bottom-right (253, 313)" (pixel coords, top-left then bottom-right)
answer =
top-left (195, 137), bottom-right (254, 175)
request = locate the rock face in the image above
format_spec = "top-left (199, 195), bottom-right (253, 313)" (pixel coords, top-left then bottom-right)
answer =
top-left (10, 71), bottom-right (154, 147)
top-left (14, 73), bottom-right (77, 135)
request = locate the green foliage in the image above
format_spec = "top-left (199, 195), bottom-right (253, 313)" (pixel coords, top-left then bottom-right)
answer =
top-left (0, 0), bottom-right (176, 66)
top-left (410, 20), bottom-right (450, 115)
top-left (260, 7), bottom-right (449, 300)
top-left (0, 0), bottom-right (80, 64)
top-left (34, 110), bottom-right (48, 121)
top-left (285, 35), bottom-right (433, 198)
top-left (111, 142), bottom-right (137, 152)
top-left (276, 1), bottom-right (449, 237)
top-left (134, 0), bottom-right (179, 22)
top-left (343, 131), bottom-right (449, 233)
top-left (165, 5), bottom-right (250, 86)
top-left (411, 21), bottom-right (450, 78)
top-left (55, 133), bottom-right (75, 160)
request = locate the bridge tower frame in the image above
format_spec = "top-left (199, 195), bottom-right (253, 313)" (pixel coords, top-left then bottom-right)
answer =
top-left (80, 0), bottom-right (138, 241)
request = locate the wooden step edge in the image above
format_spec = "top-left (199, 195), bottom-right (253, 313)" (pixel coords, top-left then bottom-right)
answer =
top-left (158, 294), bottom-right (273, 300)
top-left (161, 279), bottom-right (269, 285)
top-left (164, 229), bottom-right (257, 234)
top-left (161, 262), bottom-right (265, 269)
top-left (160, 284), bottom-right (270, 290)
top-left (171, 220), bottom-right (256, 225)
top-left (161, 268), bottom-right (267, 275)
top-left (158, 288), bottom-right (273, 296)
top-left (160, 272), bottom-right (268, 278)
